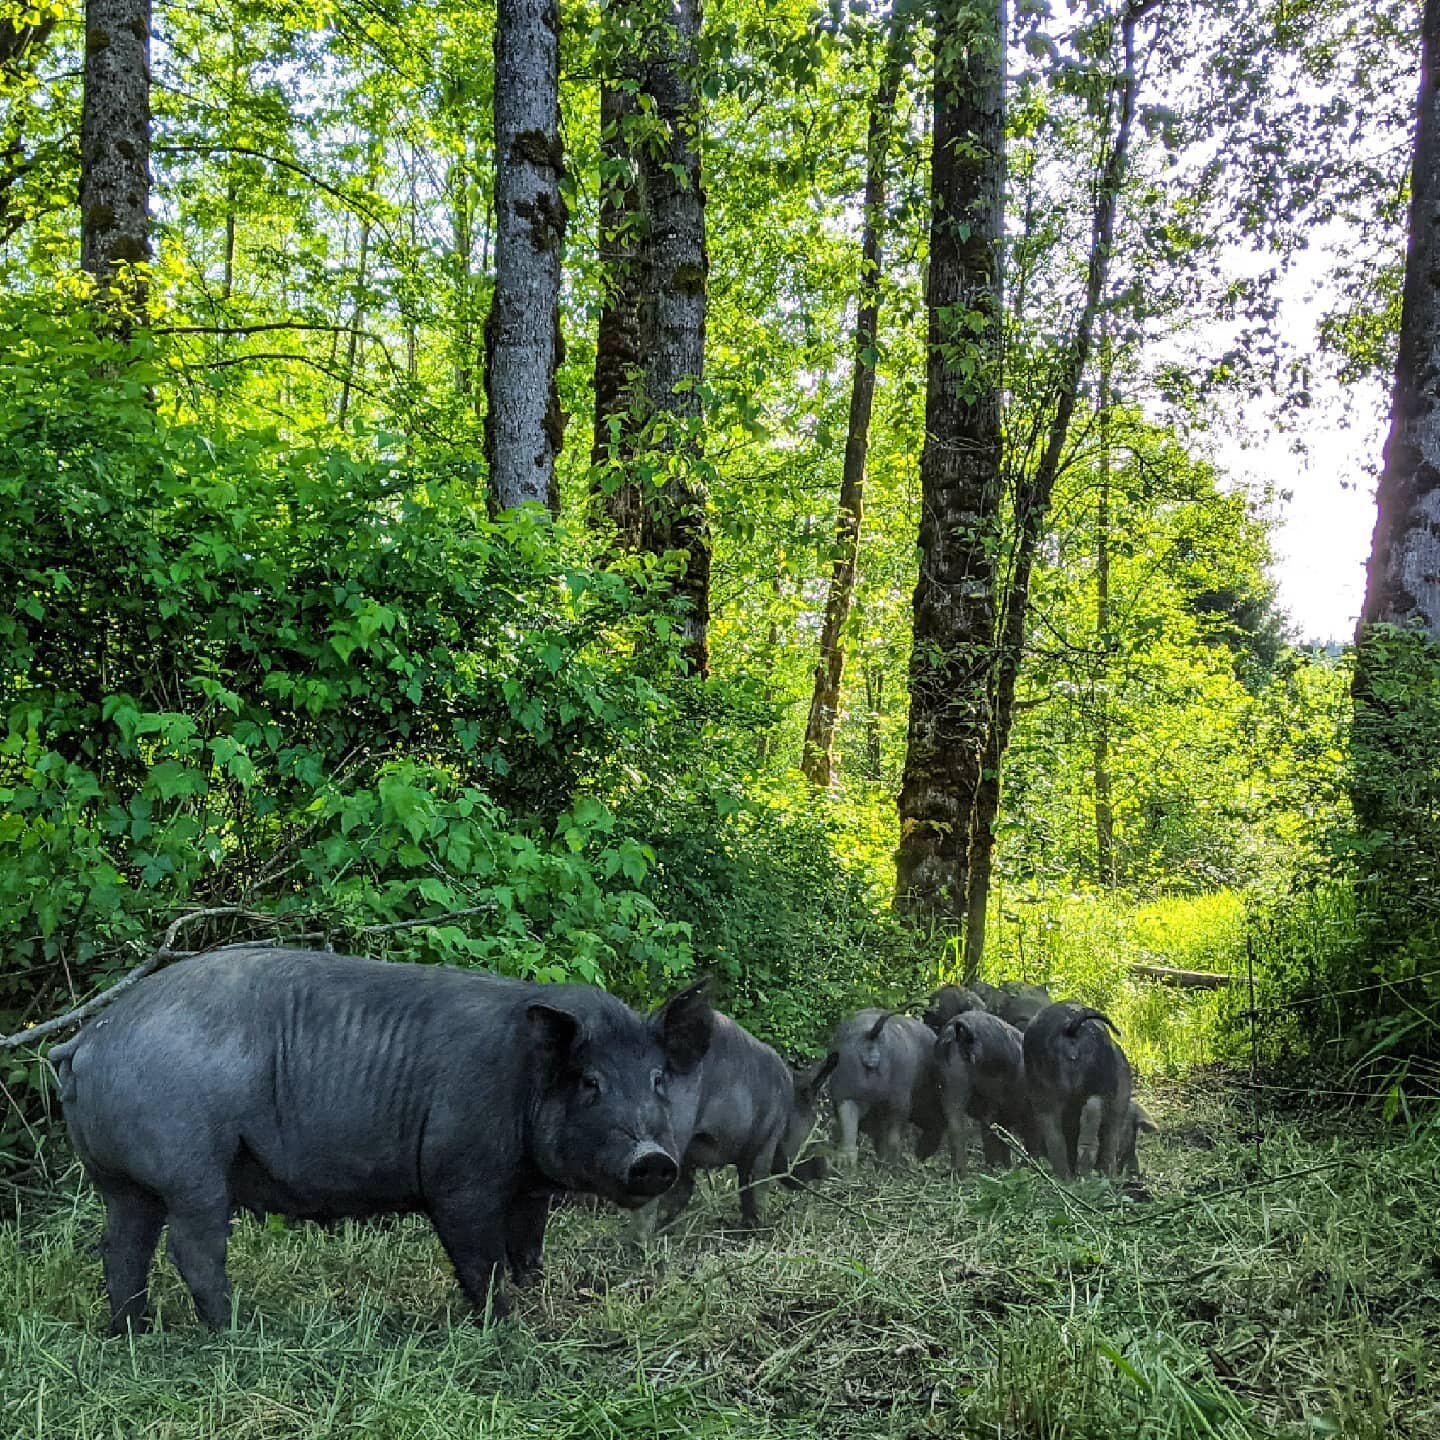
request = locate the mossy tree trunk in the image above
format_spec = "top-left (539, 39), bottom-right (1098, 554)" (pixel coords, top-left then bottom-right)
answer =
top-left (894, 0), bottom-right (1007, 928)
top-left (635, 0), bottom-right (711, 675)
top-left (593, 79), bottom-right (645, 545)
top-left (960, 0), bottom-right (1150, 975)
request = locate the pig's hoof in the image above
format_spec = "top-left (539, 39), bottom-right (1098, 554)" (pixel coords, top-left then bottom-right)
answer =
top-left (106, 1313), bottom-right (152, 1338)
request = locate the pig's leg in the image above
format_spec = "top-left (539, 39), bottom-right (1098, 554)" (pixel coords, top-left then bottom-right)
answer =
top-left (97, 1177), bottom-right (164, 1336)
top-left (945, 1110), bottom-right (970, 1177)
top-left (979, 1122), bottom-right (1009, 1170)
top-left (630, 1198), bottom-right (661, 1245)
top-left (164, 1193), bottom-right (234, 1329)
top-left (914, 1116), bottom-right (945, 1162)
top-left (657, 1165), bottom-right (696, 1228)
top-left (1035, 1108), bottom-right (1072, 1179)
top-left (1075, 1097), bottom-right (1104, 1178)
top-left (505, 1191), bottom-right (550, 1286)
top-left (428, 1194), bottom-right (509, 1319)
top-left (834, 1099), bottom-right (861, 1172)
top-left (1096, 1100), bottom-right (1124, 1178)
top-left (877, 1116), bottom-right (906, 1166)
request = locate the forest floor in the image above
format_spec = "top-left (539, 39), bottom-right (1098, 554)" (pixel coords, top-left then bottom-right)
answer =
top-left (2, 1076), bottom-right (1437, 1440)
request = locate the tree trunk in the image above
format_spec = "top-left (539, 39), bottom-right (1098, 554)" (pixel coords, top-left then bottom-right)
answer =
top-left (960, 0), bottom-right (1151, 972)
top-left (863, 663), bottom-right (885, 780)
top-left (1356, 0), bottom-right (1440, 642)
top-left (593, 80), bottom-right (645, 545)
top-left (636, 0), bottom-right (711, 675)
top-left (1352, 0), bottom-right (1440, 852)
top-left (80, 0), bottom-right (151, 323)
top-left (483, 0), bottom-right (566, 515)
top-left (1093, 344), bottom-right (1117, 887)
top-left (802, 11), bottom-right (914, 788)
top-left (895, 0), bottom-right (1007, 928)
top-left (337, 219), bottom-right (369, 431)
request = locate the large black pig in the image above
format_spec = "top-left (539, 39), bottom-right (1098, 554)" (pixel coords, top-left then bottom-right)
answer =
top-left (50, 946), bottom-right (713, 1332)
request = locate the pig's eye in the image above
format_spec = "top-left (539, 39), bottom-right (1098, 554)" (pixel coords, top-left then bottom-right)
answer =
top-left (651, 1068), bottom-right (667, 1097)
top-left (580, 1072), bottom-right (603, 1102)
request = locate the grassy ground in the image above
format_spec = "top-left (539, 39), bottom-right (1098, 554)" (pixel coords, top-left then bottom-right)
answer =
top-left (2, 1080), bottom-right (1437, 1439)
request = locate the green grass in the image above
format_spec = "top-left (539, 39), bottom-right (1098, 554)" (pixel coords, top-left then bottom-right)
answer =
top-left (3, 1082), bottom-right (1438, 1439)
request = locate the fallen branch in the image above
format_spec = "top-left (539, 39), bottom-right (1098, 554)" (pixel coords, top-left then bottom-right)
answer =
top-left (0, 907), bottom-right (277, 1051)
top-left (1129, 963), bottom-right (1234, 990)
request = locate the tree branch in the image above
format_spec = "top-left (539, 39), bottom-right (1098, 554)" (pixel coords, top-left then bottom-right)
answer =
top-left (0, 908), bottom-right (279, 1051)
top-left (153, 144), bottom-right (393, 234)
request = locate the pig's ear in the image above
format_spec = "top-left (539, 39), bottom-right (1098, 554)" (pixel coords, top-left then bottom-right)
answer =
top-left (527, 1003), bottom-right (583, 1059)
top-left (1133, 1104), bottom-right (1158, 1134)
top-left (653, 979), bottom-right (713, 1074)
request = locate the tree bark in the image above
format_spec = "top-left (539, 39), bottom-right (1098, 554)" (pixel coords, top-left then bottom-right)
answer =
top-left (863, 662), bottom-right (885, 781)
top-left (80, 0), bottom-right (151, 323)
top-left (1356, 0), bottom-right (1440, 641)
top-left (1352, 0), bottom-right (1440, 857)
top-left (337, 218), bottom-right (370, 431)
top-left (802, 12), bottom-right (914, 788)
top-left (483, 0), bottom-right (566, 515)
top-left (593, 80), bottom-right (645, 545)
top-left (960, 0), bottom-right (1152, 972)
top-left (1093, 344), bottom-right (1117, 887)
top-left (895, 0), bottom-right (1007, 927)
top-left (636, 0), bottom-right (711, 675)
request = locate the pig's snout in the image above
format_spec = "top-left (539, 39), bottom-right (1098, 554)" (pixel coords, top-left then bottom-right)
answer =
top-left (624, 1146), bottom-right (679, 1199)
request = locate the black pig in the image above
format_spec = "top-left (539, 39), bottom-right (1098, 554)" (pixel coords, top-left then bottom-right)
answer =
top-left (636, 1015), bottom-right (838, 1235)
top-left (827, 1009), bottom-right (944, 1167)
top-left (51, 946), bottom-right (712, 1331)
top-left (1023, 1002), bottom-right (1133, 1179)
top-left (934, 1011), bottom-right (1031, 1176)
top-left (922, 985), bottom-right (989, 1033)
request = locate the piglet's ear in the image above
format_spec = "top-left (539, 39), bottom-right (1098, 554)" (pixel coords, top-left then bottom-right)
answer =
top-left (653, 979), bottom-right (713, 1074)
top-left (527, 1002), bottom-right (582, 1057)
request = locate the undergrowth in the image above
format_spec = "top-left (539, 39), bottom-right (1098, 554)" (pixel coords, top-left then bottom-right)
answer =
top-left (3, 1083), bottom-right (1437, 1439)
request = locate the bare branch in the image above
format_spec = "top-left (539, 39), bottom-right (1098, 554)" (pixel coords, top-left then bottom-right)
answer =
top-left (0, 907), bottom-right (278, 1051)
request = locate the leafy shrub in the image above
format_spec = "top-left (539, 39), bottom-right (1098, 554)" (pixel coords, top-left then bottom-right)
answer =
top-left (0, 309), bottom-right (708, 1166)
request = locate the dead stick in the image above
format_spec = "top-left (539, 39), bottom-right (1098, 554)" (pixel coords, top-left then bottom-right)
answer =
top-left (0, 907), bottom-right (276, 1050)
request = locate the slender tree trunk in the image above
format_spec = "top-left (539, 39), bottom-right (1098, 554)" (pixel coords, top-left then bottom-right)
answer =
top-left (636, 0), bottom-right (711, 674)
top-left (864, 663), bottom-right (885, 781)
top-left (593, 80), bottom-right (645, 544)
top-left (337, 219), bottom-right (370, 431)
top-left (450, 153), bottom-right (475, 399)
top-left (407, 147), bottom-right (419, 380)
top-left (1093, 344), bottom-right (1116, 886)
top-left (959, 0), bottom-right (1151, 972)
top-left (483, 0), bottom-right (566, 514)
top-left (80, 0), bottom-right (151, 324)
top-left (802, 12), bottom-right (914, 788)
top-left (895, 0), bottom-right (1007, 927)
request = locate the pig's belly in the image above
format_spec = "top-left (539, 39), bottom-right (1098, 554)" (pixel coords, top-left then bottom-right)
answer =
top-left (228, 1138), bottom-right (422, 1221)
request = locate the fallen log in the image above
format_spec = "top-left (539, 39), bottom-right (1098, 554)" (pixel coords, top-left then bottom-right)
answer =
top-left (1129, 963), bottom-right (1234, 990)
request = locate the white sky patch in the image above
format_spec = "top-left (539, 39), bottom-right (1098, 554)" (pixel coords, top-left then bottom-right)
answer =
top-left (1195, 232), bottom-right (1393, 646)
top-left (1210, 381), bottom-right (1385, 646)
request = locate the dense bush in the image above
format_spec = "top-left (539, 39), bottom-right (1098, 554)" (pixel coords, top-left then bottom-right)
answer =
top-left (0, 312), bottom-right (922, 1169)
